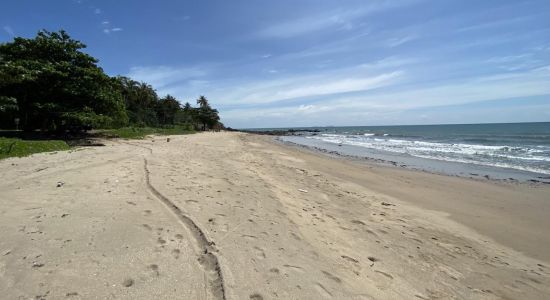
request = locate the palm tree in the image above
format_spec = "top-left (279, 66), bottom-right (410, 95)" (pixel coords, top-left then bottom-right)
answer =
top-left (183, 102), bottom-right (192, 112)
top-left (196, 95), bottom-right (209, 108)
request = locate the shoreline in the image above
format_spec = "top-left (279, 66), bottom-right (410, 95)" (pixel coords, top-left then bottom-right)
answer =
top-left (263, 134), bottom-right (550, 262)
top-left (278, 135), bottom-right (550, 184)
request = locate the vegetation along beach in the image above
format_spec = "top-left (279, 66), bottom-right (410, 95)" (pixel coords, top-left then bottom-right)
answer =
top-left (1, 1), bottom-right (550, 299)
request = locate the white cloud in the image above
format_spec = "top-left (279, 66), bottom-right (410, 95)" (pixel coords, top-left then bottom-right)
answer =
top-left (485, 54), bottom-right (531, 64)
top-left (102, 22), bottom-right (123, 34)
top-left (297, 104), bottom-right (314, 111)
top-left (320, 67), bottom-right (550, 111)
top-left (214, 56), bottom-right (413, 105)
top-left (256, 0), bottom-right (417, 39)
top-left (210, 68), bottom-right (403, 106)
top-left (456, 16), bottom-right (532, 33)
top-left (296, 104), bottom-right (331, 114)
top-left (126, 57), bottom-right (408, 109)
top-left (258, 14), bottom-right (349, 38)
top-left (94, 8), bottom-right (101, 14)
top-left (127, 60), bottom-right (547, 128)
top-left (270, 71), bottom-right (403, 101)
top-left (127, 65), bottom-right (208, 89)
top-left (3, 25), bottom-right (14, 37)
top-left (219, 66), bottom-right (550, 127)
top-left (385, 34), bottom-right (418, 47)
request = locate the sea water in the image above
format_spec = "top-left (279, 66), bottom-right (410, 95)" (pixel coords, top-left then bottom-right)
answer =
top-left (251, 122), bottom-right (550, 182)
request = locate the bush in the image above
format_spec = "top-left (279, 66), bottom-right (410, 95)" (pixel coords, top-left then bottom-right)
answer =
top-left (100, 126), bottom-right (195, 139)
top-left (61, 109), bottom-right (113, 132)
top-left (0, 137), bottom-right (69, 159)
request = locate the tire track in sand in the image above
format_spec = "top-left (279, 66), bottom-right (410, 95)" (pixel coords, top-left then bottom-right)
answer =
top-left (143, 158), bottom-right (226, 300)
top-left (126, 139), bottom-right (226, 300)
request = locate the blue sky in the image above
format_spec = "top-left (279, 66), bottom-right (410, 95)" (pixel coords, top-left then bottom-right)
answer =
top-left (1, 0), bottom-right (549, 128)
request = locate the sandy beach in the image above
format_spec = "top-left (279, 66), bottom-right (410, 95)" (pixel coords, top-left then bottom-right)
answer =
top-left (1, 132), bottom-right (549, 299)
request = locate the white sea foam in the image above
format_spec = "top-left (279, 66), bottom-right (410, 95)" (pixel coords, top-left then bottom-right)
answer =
top-left (308, 133), bottom-right (550, 174)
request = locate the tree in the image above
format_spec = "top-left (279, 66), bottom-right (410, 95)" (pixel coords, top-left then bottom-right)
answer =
top-left (0, 96), bottom-right (17, 112)
top-left (196, 95), bottom-right (209, 108)
top-left (0, 30), bottom-right (224, 132)
top-left (194, 96), bottom-right (220, 131)
top-left (115, 76), bottom-right (159, 127)
top-left (155, 94), bottom-right (180, 125)
top-left (183, 102), bottom-right (193, 112)
top-left (173, 101), bottom-right (195, 127)
top-left (0, 30), bottom-right (128, 131)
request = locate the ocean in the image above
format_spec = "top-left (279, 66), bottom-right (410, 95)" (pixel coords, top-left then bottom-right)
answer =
top-left (251, 122), bottom-right (550, 182)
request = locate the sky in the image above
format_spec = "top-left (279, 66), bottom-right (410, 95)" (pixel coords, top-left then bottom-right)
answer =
top-left (1, 0), bottom-right (550, 128)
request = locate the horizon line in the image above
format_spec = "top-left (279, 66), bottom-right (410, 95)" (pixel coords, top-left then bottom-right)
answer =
top-left (237, 120), bottom-right (550, 130)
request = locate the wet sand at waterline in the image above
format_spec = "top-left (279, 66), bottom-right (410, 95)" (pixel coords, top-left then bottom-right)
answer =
top-left (1, 132), bottom-right (549, 299)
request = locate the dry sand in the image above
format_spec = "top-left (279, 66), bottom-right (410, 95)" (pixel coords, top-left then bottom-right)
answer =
top-left (1, 132), bottom-right (549, 299)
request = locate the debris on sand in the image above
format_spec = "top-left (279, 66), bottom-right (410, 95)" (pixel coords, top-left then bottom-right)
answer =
top-left (122, 278), bottom-right (134, 287)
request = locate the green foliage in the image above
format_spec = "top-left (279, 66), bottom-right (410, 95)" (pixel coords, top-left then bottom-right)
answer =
top-left (156, 94), bottom-right (181, 125)
top-left (0, 137), bottom-right (69, 159)
top-left (0, 30), bottom-right (128, 131)
top-left (195, 96), bottom-right (220, 130)
top-left (0, 96), bottom-right (17, 112)
top-left (0, 30), bottom-right (222, 132)
top-left (115, 76), bottom-right (159, 127)
top-left (60, 108), bottom-right (113, 130)
top-left (100, 126), bottom-right (194, 139)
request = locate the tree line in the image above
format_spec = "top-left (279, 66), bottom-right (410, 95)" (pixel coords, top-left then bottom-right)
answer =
top-left (0, 30), bottom-right (221, 132)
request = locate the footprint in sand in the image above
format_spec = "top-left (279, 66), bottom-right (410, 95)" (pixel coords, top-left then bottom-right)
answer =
top-left (341, 255), bottom-right (359, 263)
top-left (148, 264), bottom-right (159, 276)
top-left (351, 220), bottom-right (366, 225)
top-left (322, 270), bottom-right (342, 283)
top-left (365, 229), bottom-right (378, 237)
top-left (375, 270), bottom-right (393, 279)
top-left (314, 283), bottom-right (333, 298)
top-left (122, 278), bottom-right (134, 287)
top-left (253, 246), bottom-right (266, 259)
top-left (283, 264), bottom-right (305, 273)
top-left (242, 234), bottom-right (258, 240)
top-left (290, 232), bottom-right (301, 240)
